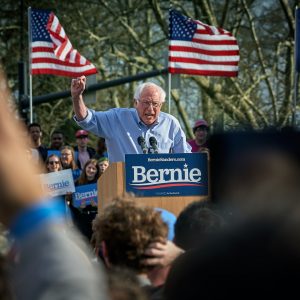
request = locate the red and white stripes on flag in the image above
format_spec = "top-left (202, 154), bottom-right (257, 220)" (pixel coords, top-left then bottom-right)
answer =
top-left (30, 8), bottom-right (97, 77)
top-left (169, 9), bottom-right (239, 77)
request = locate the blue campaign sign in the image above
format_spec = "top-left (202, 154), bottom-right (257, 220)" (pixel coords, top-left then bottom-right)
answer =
top-left (72, 183), bottom-right (98, 208)
top-left (47, 149), bottom-right (61, 158)
top-left (125, 153), bottom-right (208, 197)
top-left (72, 169), bottom-right (81, 181)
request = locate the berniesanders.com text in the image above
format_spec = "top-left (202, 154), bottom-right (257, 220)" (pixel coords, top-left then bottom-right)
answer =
top-left (147, 157), bottom-right (185, 162)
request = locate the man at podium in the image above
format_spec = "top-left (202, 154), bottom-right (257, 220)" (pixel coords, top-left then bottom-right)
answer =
top-left (71, 76), bottom-right (191, 162)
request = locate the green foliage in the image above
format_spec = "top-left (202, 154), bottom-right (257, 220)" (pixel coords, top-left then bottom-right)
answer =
top-left (0, 0), bottom-right (299, 142)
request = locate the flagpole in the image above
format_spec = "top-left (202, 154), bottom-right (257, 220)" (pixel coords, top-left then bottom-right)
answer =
top-left (293, 6), bottom-right (299, 127)
top-left (293, 70), bottom-right (298, 127)
top-left (168, 72), bottom-right (171, 114)
top-left (28, 7), bottom-right (33, 123)
top-left (168, 6), bottom-right (172, 114)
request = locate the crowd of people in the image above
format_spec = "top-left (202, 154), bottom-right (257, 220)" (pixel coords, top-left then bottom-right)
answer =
top-left (27, 123), bottom-right (111, 241)
top-left (1, 69), bottom-right (300, 300)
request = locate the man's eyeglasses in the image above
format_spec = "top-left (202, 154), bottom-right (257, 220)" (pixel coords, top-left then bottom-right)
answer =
top-left (48, 161), bottom-right (60, 165)
top-left (77, 135), bottom-right (88, 139)
top-left (139, 101), bottom-right (162, 109)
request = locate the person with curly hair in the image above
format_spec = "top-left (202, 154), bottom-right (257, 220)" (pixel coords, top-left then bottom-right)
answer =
top-left (93, 196), bottom-right (168, 280)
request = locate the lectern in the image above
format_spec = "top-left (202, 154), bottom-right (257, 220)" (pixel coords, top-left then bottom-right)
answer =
top-left (98, 153), bottom-right (208, 216)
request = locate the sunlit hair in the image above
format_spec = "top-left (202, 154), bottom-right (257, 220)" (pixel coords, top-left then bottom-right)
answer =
top-left (45, 154), bottom-right (62, 173)
top-left (98, 157), bottom-right (109, 164)
top-left (0, 68), bottom-right (45, 223)
top-left (134, 82), bottom-right (166, 103)
top-left (60, 145), bottom-right (78, 170)
top-left (77, 158), bottom-right (100, 185)
top-left (93, 195), bottom-right (168, 272)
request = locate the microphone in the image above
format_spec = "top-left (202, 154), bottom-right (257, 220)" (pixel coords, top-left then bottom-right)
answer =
top-left (149, 136), bottom-right (159, 153)
top-left (137, 136), bottom-right (148, 154)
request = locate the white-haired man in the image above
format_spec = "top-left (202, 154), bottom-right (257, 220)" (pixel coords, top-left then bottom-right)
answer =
top-left (71, 76), bottom-right (191, 162)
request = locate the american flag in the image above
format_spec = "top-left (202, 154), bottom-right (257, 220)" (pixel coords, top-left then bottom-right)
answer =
top-left (169, 9), bottom-right (239, 77)
top-left (30, 8), bottom-right (97, 77)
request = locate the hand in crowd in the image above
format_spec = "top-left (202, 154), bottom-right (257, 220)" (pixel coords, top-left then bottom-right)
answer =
top-left (80, 201), bottom-right (87, 209)
top-left (90, 200), bottom-right (97, 207)
top-left (71, 76), bottom-right (86, 99)
top-left (142, 239), bottom-right (184, 268)
top-left (199, 147), bottom-right (209, 154)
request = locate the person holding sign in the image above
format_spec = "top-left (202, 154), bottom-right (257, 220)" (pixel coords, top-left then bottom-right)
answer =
top-left (69, 159), bottom-right (100, 241)
top-left (71, 76), bottom-right (191, 162)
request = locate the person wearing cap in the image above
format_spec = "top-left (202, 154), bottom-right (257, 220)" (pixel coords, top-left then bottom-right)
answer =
top-left (74, 129), bottom-right (96, 169)
top-left (188, 119), bottom-right (209, 153)
top-left (71, 76), bottom-right (191, 162)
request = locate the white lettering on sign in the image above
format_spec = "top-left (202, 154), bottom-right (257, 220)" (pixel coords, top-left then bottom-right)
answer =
top-left (131, 165), bottom-right (201, 185)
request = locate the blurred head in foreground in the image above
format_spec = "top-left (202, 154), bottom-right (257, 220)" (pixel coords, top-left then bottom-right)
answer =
top-left (0, 68), bottom-right (45, 226)
top-left (165, 129), bottom-right (300, 300)
top-left (209, 130), bottom-right (300, 220)
top-left (174, 200), bottom-right (225, 250)
top-left (165, 214), bottom-right (300, 300)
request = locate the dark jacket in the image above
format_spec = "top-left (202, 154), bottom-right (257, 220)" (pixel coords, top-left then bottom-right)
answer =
top-left (74, 146), bottom-right (96, 170)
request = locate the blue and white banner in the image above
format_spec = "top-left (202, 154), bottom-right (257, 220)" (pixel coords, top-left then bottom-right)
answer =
top-left (125, 153), bottom-right (208, 197)
top-left (40, 169), bottom-right (75, 196)
top-left (72, 183), bottom-right (98, 208)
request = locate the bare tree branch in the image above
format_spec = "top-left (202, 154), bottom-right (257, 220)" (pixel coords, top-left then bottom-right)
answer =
top-left (242, 0), bottom-right (278, 123)
top-left (279, 0), bottom-right (295, 37)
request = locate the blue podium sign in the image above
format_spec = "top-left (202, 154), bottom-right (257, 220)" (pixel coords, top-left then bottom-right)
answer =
top-left (125, 153), bottom-right (208, 197)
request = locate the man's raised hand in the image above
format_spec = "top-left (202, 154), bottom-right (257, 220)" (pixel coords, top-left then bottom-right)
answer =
top-left (71, 76), bottom-right (86, 100)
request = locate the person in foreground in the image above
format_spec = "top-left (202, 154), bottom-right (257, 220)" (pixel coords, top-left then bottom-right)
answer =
top-left (92, 196), bottom-right (168, 281)
top-left (164, 130), bottom-right (300, 300)
top-left (0, 68), bottom-right (108, 300)
top-left (71, 76), bottom-right (191, 162)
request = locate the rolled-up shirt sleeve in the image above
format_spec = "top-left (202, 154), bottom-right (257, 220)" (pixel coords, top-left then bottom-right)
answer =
top-left (73, 109), bottom-right (93, 123)
top-left (73, 109), bottom-right (104, 137)
top-left (73, 109), bottom-right (118, 139)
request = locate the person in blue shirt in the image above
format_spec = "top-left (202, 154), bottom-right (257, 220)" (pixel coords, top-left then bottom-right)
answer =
top-left (71, 76), bottom-right (191, 162)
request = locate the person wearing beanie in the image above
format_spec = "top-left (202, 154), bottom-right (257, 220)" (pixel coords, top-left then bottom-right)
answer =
top-left (188, 119), bottom-right (209, 153)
